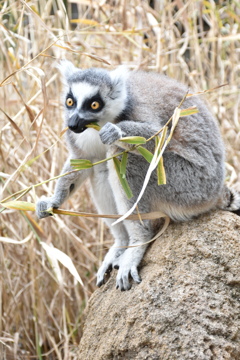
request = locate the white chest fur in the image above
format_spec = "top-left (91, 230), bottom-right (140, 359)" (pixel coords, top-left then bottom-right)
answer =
top-left (70, 128), bottom-right (107, 160)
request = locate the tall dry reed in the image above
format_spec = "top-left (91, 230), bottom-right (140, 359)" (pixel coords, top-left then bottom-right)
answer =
top-left (0, 0), bottom-right (239, 358)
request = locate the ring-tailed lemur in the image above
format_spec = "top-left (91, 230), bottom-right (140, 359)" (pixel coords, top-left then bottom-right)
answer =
top-left (36, 60), bottom-right (240, 291)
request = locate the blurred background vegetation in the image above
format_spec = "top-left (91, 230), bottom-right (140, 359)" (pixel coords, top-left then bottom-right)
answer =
top-left (0, 0), bottom-right (240, 359)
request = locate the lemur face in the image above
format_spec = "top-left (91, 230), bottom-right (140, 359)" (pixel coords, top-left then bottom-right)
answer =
top-left (64, 81), bottom-right (106, 133)
top-left (58, 61), bottom-right (129, 133)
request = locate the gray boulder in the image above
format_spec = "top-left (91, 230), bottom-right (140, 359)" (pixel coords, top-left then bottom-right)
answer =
top-left (79, 211), bottom-right (240, 360)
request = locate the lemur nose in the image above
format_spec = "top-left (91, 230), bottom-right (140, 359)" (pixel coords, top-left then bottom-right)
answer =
top-left (69, 113), bottom-right (79, 130)
top-left (68, 114), bottom-right (85, 133)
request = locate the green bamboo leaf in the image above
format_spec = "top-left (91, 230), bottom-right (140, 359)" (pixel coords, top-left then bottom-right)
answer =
top-left (24, 152), bottom-right (47, 169)
top-left (113, 158), bottom-right (133, 199)
top-left (159, 126), bottom-right (168, 148)
top-left (120, 152), bottom-right (128, 178)
top-left (157, 156), bottom-right (167, 185)
top-left (120, 136), bottom-right (146, 144)
top-left (180, 107), bottom-right (199, 117)
top-left (155, 131), bottom-right (167, 186)
top-left (1, 200), bottom-right (36, 211)
top-left (70, 159), bottom-right (93, 169)
top-left (137, 146), bottom-right (154, 163)
top-left (155, 135), bottom-right (161, 156)
top-left (171, 108), bottom-right (181, 135)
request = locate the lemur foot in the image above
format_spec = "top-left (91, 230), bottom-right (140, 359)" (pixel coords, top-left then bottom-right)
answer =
top-left (96, 246), bottom-right (125, 287)
top-left (113, 250), bottom-right (142, 291)
top-left (97, 248), bottom-right (142, 291)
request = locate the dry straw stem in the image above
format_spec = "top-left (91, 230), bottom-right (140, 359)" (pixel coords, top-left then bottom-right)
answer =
top-left (1, 0), bottom-right (240, 359)
top-left (1, 200), bottom-right (166, 221)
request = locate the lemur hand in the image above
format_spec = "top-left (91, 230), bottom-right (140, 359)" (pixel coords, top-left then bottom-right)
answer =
top-left (36, 197), bottom-right (59, 219)
top-left (99, 122), bottom-right (123, 145)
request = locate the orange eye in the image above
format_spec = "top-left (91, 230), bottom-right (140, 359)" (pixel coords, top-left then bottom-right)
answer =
top-left (91, 101), bottom-right (100, 110)
top-left (66, 98), bottom-right (74, 107)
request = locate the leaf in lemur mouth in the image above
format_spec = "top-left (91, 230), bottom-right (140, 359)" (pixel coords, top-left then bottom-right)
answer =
top-left (61, 122), bottom-right (101, 136)
top-left (85, 122), bottom-right (101, 131)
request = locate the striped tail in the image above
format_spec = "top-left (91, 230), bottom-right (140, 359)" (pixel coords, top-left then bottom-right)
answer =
top-left (218, 186), bottom-right (240, 216)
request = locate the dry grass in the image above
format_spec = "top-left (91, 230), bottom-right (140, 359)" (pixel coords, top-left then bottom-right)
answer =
top-left (0, 0), bottom-right (240, 358)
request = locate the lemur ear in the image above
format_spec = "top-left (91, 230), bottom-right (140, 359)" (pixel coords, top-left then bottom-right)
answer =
top-left (109, 66), bottom-right (129, 98)
top-left (56, 60), bottom-right (79, 83)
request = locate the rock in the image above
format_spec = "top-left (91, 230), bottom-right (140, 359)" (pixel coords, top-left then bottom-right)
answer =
top-left (78, 211), bottom-right (240, 360)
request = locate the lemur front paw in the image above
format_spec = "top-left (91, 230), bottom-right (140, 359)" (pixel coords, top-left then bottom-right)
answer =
top-left (36, 197), bottom-right (58, 219)
top-left (99, 122), bottom-right (123, 145)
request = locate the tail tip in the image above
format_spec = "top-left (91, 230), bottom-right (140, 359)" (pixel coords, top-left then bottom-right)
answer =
top-left (227, 188), bottom-right (240, 213)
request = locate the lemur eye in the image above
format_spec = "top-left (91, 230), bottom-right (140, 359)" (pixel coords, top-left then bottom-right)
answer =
top-left (91, 101), bottom-right (100, 110)
top-left (66, 98), bottom-right (74, 107)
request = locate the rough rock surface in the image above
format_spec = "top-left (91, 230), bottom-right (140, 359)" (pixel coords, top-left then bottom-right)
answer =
top-left (78, 211), bottom-right (240, 360)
